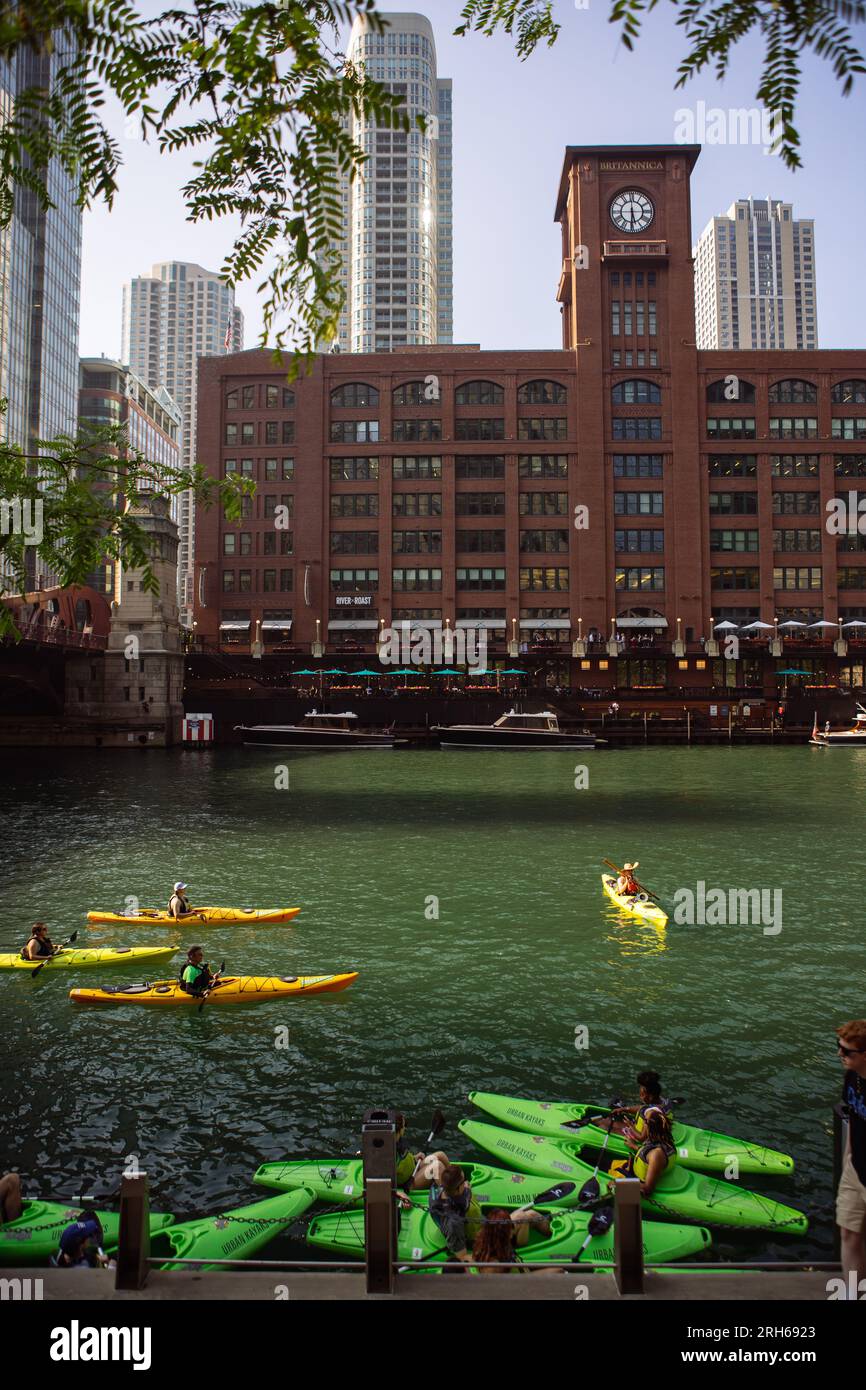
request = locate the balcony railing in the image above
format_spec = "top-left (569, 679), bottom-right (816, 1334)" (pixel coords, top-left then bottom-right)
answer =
top-left (602, 239), bottom-right (668, 259)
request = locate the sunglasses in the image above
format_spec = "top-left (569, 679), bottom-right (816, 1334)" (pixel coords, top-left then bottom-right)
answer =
top-left (837, 1041), bottom-right (866, 1057)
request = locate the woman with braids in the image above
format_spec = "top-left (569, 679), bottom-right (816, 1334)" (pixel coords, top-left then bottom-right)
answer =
top-left (469, 1206), bottom-right (557, 1274)
top-left (609, 1106), bottom-right (676, 1198)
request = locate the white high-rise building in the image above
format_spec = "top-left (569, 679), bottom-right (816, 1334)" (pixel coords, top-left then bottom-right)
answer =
top-left (694, 198), bottom-right (817, 350)
top-left (335, 12), bottom-right (453, 353)
top-left (121, 262), bottom-right (243, 623)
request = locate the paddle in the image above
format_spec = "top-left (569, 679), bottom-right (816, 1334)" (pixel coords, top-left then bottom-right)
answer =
top-left (574, 1203), bottom-right (614, 1257)
top-left (196, 960), bottom-right (226, 1013)
top-left (30, 932), bottom-right (79, 976)
top-left (402, 1109), bottom-right (447, 1194)
top-left (578, 1121), bottom-right (617, 1204)
top-left (602, 858), bottom-right (664, 907)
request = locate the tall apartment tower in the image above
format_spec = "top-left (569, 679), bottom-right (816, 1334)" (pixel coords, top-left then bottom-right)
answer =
top-left (335, 11), bottom-right (453, 353)
top-left (121, 261), bottom-right (243, 624)
top-left (0, 47), bottom-right (82, 453)
top-left (694, 198), bottom-right (817, 350)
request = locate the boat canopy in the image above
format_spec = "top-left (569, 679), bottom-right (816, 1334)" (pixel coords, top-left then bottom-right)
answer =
top-left (304, 711), bottom-right (358, 720)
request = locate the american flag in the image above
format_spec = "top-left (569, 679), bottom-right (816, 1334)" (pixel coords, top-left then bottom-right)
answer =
top-left (224, 319), bottom-right (233, 351)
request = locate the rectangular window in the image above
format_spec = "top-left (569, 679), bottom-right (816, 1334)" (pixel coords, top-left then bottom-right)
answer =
top-left (456, 492), bottom-right (505, 516)
top-left (455, 456), bottom-right (505, 479)
top-left (242, 386), bottom-right (255, 409)
top-left (833, 419), bottom-right (866, 440)
top-left (392, 418), bottom-right (442, 442)
top-left (709, 529), bottom-right (759, 552)
top-left (331, 494), bottom-right (380, 517)
top-left (611, 301), bottom-right (621, 336)
top-left (613, 454), bottom-right (664, 478)
top-left (329, 568), bottom-right (380, 591)
top-left (519, 492), bottom-right (568, 516)
top-left (835, 456), bottom-right (866, 477)
top-left (392, 493), bottom-right (441, 516)
top-left (708, 455), bottom-right (758, 478)
top-left (519, 567), bottom-right (569, 591)
top-left (330, 531), bottom-right (379, 554)
top-left (455, 418), bottom-right (505, 441)
top-left (520, 529), bottom-right (570, 553)
top-left (614, 491), bottom-right (664, 516)
top-left (279, 569), bottom-right (293, 592)
top-left (330, 421), bottom-right (380, 443)
top-left (392, 530), bottom-right (442, 554)
top-left (709, 492), bottom-right (758, 515)
top-left (614, 529), bottom-right (664, 553)
top-left (458, 567), bottom-right (507, 590)
top-left (612, 418), bottom-right (662, 440)
top-left (241, 423), bottom-right (254, 444)
top-left (519, 455), bottom-right (569, 478)
top-left (457, 530), bottom-right (507, 552)
top-left (771, 455), bottom-right (819, 477)
top-left (222, 570), bottom-right (235, 591)
top-left (773, 566), bottom-right (823, 590)
top-left (706, 418), bottom-right (757, 439)
top-left (838, 568), bottom-right (866, 589)
top-left (771, 491), bottom-right (820, 515)
top-left (773, 529), bottom-right (821, 552)
top-left (615, 567), bottom-right (665, 591)
top-left (262, 569), bottom-right (277, 592)
top-left (392, 456), bottom-right (442, 479)
top-left (648, 301), bottom-right (657, 335)
top-left (710, 567), bottom-right (760, 589)
top-left (330, 457), bottom-right (379, 481)
top-left (518, 418), bottom-right (568, 441)
top-left (392, 568), bottom-right (442, 591)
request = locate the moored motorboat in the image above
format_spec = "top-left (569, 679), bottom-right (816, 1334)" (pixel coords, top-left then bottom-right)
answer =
top-left (433, 710), bottom-right (597, 749)
top-left (810, 705), bottom-right (866, 746)
top-left (235, 711), bottom-right (395, 749)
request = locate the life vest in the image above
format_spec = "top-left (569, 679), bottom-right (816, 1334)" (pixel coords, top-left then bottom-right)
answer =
top-left (631, 1139), bottom-right (676, 1182)
top-left (395, 1138), bottom-right (416, 1186)
top-left (168, 894), bottom-right (190, 916)
top-left (21, 936), bottom-right (53, 959)
top-left (633, 1099), bottom-right (673, 1136)
top-left (179, 960), bottom-right (208, 993)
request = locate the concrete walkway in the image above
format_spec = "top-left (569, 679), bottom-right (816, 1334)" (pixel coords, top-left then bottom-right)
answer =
top-left (6, 1268), bottom-right (834, 1300)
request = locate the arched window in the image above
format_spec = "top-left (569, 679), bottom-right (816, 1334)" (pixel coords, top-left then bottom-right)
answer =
top-left (393, 380), bottom-right (435, 406)
top-left (518, 380), bottom-right (567, 405)
top-left (225, 389), bottom-right (238, 409)
top-left (330, 383), bottom-right (380, 408)
top-left (706, 377), bottom-right (756, 403)
top-left (768, 379), bottom-right (817, 404)
top-left (455, 380), bottom-right (504, 406)
top-left (832, 380), bottom-right (866, 405)
top-left (74, 598), bottom-right (92, 631)
top-left (612, 379), bottom-right (661, 405)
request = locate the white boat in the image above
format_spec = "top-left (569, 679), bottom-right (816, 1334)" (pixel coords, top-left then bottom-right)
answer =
top-left (809, 705), bottom-right (866, 746)
top-left (433, 709), bottom-right (597, 749)
top-left (235, 711), bottom-right (395, 749)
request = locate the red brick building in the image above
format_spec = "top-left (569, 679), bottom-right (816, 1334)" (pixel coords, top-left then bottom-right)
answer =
top-left (193, 145), bottom-right (866, 698)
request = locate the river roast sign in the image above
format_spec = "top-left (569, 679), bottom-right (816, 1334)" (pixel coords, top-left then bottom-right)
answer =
top-left (335, 594), bottom-right (373, 607)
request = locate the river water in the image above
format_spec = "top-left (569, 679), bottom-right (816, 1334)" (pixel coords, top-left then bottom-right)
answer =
top-left (1, 744), bottom-right (862, 1263)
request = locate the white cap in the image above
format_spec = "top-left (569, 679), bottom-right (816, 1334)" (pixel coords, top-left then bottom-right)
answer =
top-left (174, 881), bottom-right (187, 891)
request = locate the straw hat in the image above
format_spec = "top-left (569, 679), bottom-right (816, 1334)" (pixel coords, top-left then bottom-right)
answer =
top-left (623, 862), bottom-right (639, 871)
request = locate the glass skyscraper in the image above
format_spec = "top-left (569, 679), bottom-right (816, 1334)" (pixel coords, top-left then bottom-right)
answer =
top-left (335, 12), bottom-right (453, 353)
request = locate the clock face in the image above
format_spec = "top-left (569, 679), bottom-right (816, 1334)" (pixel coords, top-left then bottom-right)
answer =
top-left (610, 190), bottom-right (654, 234)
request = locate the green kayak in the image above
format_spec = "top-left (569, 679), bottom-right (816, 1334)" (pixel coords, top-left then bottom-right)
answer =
top-left (149, 1190), bottom-right (315, 1272)
top-left (0, 1201), bottom-right (174, 1266)
top-left (459, 1120), bottom-right (808, 1235)
top-left (307, 1203), bottom-right (712, 1266)
top-left (253, 1158), bottom-right (585, 1209)
top-left (468, 1091), bottom-right (795, 1177)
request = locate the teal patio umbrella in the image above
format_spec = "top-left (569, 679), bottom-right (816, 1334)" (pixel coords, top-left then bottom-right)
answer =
top-left (354, 668), bottom-right (382, 677)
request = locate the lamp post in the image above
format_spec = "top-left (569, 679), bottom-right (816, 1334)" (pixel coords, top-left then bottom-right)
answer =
top-left (508, 615), bottom-right (519, 659)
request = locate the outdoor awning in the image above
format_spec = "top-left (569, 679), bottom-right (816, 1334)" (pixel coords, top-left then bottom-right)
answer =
top-left (393, 618), bottom-right (442, 631)
top-left (261, 620), bottom-right (292, 631)
top-left (328, 619), bottom-right (379, 631)
top-left (219, 621), bottom-right (250, 632)
top-left (519, 618), bottom-right (570, 631)
top-left (456, 618), bottom-right (507, 630)
top-left (616, 616), bottom-right (668, 629)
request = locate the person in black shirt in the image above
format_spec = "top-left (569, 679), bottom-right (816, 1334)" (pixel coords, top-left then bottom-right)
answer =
top-left (835, 1020), bottom-right (866, 1293)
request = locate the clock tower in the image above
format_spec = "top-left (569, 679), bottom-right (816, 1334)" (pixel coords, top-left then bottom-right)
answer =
top-left (554, 145), bottom-right (706, 647)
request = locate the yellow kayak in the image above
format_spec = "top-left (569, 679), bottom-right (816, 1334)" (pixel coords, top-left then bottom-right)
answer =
top-left (86, 906), bottom-right (301, 927)
top-left (0, 946), bottom-right (177, 972)
top-left (602, 874), bottom-right (668, 927)
top-left (69, 972), bottom-right (358, 1007)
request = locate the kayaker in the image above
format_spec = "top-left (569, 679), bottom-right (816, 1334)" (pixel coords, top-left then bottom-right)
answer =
top-left (609, 1107), bottom-right (676, 1197)
top-left (425, 1164), bottom-right (482, 1263)
top-left (178, 945), bottom-right (214, 996)
top-left (615, 862), bottom-right (640, 897)
top-left (835, 1019), bottom-right (866, 1293)
top-left (53, 1212), bottom-right (113, 1269)
top-left (0, 1171), bottom-right (22, 1223)
top-left (20, 922), bottom-right (58, 961)
top-left (392, 1114), bottom-right (449, 1193)
top-left (601, 1069), bottom-right (673, 1137)
top-left (168, 882), bottom-right (194, 919)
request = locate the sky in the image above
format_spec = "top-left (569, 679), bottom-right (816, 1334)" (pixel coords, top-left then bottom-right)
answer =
top-left (79, 0), bottom-right (866, 357)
